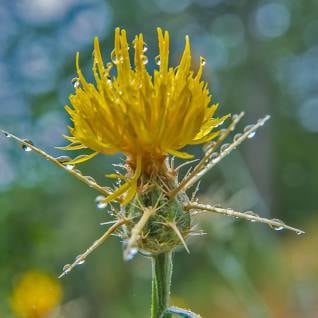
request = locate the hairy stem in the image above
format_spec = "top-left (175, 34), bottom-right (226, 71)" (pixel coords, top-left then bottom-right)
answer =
top-left (151, 252), bottom-right (173, 318)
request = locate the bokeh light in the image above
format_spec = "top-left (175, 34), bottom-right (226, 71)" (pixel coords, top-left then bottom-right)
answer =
top-left (11, 271), bottom-right (62, 318)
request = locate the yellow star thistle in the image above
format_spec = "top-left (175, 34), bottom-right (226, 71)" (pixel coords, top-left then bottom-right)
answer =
top-left (1, 26), bottom-right (304, 318)
top-left (64, 28), bottom-right (228, 204)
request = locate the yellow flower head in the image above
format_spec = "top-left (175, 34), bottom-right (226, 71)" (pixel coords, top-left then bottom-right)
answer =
top-left (65, 28), bottom-right (227, 165)
top-left (11, 271), bottom-right (62, 318)
top-left (63, 28), bottom-right (228, 203)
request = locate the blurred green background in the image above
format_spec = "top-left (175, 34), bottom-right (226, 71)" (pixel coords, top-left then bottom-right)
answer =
top-left (0, 0), bottom-right (317, 317)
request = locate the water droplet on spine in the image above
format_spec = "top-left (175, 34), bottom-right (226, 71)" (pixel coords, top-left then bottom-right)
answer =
top-left (141, 55), bottom-right (148, 65)
top-left (56, 156), bottom-right (71, 163)
top-left (244, 211), bottom-right (258, 222)
top-left (200, 57), bottom-right (206, 66)
top-left (63, 264), bottom-right (71, 272)
top-left (111, 49), bottom-right (117, 63)
top-left (243, 125), bottom-right (253, 132)
top-left (233, 133), bottom-right (242, 142)
top-left (232, 114), bottom-right (239, 121)
top-left (143, 43), bottom-right (148, 52)
top-left (85, 176), bottom-right (96, 186)
top-left (248, 131), bottom-right (256, 138)
top-left (71, 77), bottom-right (80, 88)
top-left (269, 218), bottom-right (286, 231)
top-left (75, 255), bottom-right (85, 265)
top-left (203, 141), bottom-right (216, 152)
top-left (111, 49), bottom-right (123, 64)
top-left (155, 55), bottom-right (161, 65)
top-left (209, 141), bottom-right (217, 148)
top-left (3, 131), bottom-right (10, 138)
top-left (95, 195), bottom-right (107, 209)
top-left (124, 247), bottom-right (138, 261)
top-left (56, 156), bottom-right (75, 170)
top-left (21, 139), bottom-right (33, 152)
top-left (243, 125), bottom-right (256, 138)
top-left (211, 152), bottom-right (219, 159)
top-left (106, 62), bottom-right (113, 69)
top-left (220, 143), bottom-right (230, 153)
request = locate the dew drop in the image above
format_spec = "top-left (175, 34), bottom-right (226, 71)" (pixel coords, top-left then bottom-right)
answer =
top-left (269, 218), bottom-right (286, 231)
top-left (200, 57), bottom-right (206, 66)
top-left (232, 114), bottom-right (239, 121)
top-left (155, 55), bottom-right (161, 66)
top-left (248, 131), bottom-right (256, 139)
top-left (63, 264), bottom-right (71, 272)
top-left (73, 169), bottom-right (82, 175)
top-left (233, 133), bottom-right (242, 142)
top-left (21, 139), bottom-right (33, 152)
top-left (243, 125), bottom-right (254, 132)
top-left (111, 49), bottom-right (117, 64)
top-left (124, 247), bottom-right (138, 261)
top-left (56, 155), bottom-right (72, 163)
top-left (143, 43), bottom-right (148, 52)
top-left (85, 176), bottom-right (96, 185)
top-left (244, 211), bottom-right (258, 222)
top-left (203, 141), bottom-right (216, 152)
top-left (71, 77), bottom-right (80, 89)
top-left (243, 125), bottom-right (256, 138)
top-left (296, 230), bottom-right (304, 236)
top-left (106, 62), bottom-right (113, 69)
top-left (2, 131), bottom-right (10, 138)
top-left (95, 195), bottom-right (107, 209)
top-left (220, 143), bottom-right (230, 153)
top-left (75, 255), bottom-right (85, 265)
top-left (141, 55), bottom-right (148, 65)
top-left (56, 156), bottom-right (75, 170)
top-left (210, 152), bottom-right (219, 159)
top-left (111, 50), bottom-right (123, 64)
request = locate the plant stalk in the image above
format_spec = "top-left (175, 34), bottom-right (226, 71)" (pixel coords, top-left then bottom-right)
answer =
top-left (151, 252), bottom-right (173, 318)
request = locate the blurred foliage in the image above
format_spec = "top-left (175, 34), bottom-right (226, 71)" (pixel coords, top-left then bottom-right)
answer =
top-left (0, 0), bottom-right (317, 317)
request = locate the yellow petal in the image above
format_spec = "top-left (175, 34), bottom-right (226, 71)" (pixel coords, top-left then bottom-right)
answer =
top-left (168, 149), bottom-right (194, 159)
top-left (56, 143), bottom-right (87, 151)
top-left (105, 173), bottom-right (128, 180)
top-left (63, 152), bottom-right (98, 165)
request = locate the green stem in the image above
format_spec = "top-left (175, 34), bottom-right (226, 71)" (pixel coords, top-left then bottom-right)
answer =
top-left (151, 252), bottom-right (173, 318)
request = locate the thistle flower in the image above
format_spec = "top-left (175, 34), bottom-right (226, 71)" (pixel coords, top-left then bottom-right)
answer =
top-left (64, 27), bottom-right (228, 204)
top-left (2, 27), bottom-right (304, 318)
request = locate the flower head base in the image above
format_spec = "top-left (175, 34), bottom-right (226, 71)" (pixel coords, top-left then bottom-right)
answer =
top-left (64, 28), bottom-right (228, 202)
